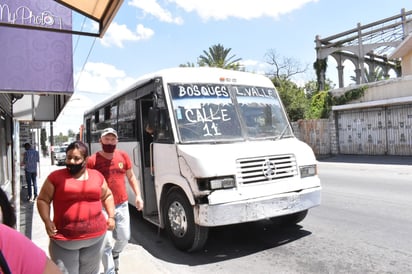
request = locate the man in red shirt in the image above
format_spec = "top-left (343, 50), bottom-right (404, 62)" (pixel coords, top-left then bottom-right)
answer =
top-left (87, 128), bottom-right (144, 274)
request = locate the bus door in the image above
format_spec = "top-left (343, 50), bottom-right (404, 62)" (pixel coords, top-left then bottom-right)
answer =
top-left (137, 98), bottom-right (159, 221)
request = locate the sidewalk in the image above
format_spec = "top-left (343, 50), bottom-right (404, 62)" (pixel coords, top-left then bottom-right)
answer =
top-left (318, 154), bottom-right (412, 166)
top-left (20, 155), bottom-right (166, 273)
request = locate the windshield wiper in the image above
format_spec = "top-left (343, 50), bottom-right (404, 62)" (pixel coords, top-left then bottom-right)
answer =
top-left (276, 125), bottom-right (290, 140)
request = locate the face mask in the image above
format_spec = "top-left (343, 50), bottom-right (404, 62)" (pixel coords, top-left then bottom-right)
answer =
top-left (102, 144), bottom-right (116, 153)
top-left (66, 162), bottom-right (85, 175)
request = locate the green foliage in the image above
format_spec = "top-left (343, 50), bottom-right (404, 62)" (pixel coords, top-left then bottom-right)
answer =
top-left (304, 86), bottom-right (367, 119)
top-left (198, 44), bottom-right (242, 69)
top-left (179, 62), bottom-right (196, 67)
top-left (273, 77), bottom-right (308, 121)
top-left (40, 128), bottom-right (47, 153)
top-left (313, 58), bottom-right (328, 91)
top-left (54, 133), bottom-right (68, 146)
top-left (304, 79), bottom-right (335, 99)
top-left (68, 129), bottom-right (76, 138)
top-left (306, 90), bottom-right (332, 119)
top-left (180, 44), bottom-right (242, 70)
top-left (313, 58), bottom-right (327, 79)
top-left (350, 67), bottom-right (388, 84)
top-left (331, 86), bottom-right (366, 105)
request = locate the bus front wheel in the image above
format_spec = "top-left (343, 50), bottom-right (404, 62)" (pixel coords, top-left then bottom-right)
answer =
top-left (163, 187), bottom-right (208, 252)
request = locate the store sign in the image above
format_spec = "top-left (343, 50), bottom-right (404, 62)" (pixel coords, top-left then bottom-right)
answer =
top-left (0, 0), bottom-right (73, 94)
top-left (0, 3), bottom-right (65, 29)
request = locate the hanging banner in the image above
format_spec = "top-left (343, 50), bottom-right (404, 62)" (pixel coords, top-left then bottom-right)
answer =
top-left (0, 0), bottom-right (73, 93)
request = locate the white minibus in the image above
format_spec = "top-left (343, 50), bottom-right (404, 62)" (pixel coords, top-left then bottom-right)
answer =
top-left (83, 67), bottom-right (321, 251)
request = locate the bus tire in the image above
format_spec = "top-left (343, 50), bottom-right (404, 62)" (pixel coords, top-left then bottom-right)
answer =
top-left (163, 187), bottom-right (208, 252)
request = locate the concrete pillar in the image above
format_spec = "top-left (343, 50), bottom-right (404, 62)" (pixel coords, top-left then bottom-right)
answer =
top-left (337, 64), bottom-right (344, 88)
top-left (355, 68), bottom-right (362, 84)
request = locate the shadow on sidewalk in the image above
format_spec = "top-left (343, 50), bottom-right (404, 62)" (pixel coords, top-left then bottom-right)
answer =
top-left (19, 187), bottom-right (35, 239)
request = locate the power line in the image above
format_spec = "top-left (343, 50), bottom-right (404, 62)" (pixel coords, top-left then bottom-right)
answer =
top-left (72, 14), bottom-right (98, 92)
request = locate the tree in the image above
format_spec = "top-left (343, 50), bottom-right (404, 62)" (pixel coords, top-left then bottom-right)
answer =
top-left (350, 66), bottom-right (388, 83)
top-left (304, 79), bottom-right (335, 99)
top-left (265, 49), bottom-right (309, 80)
top-left (313, 58), bottom-right (328, 91)
top-left (179, 62), bottom-right (196, 67)
top-left (198, 44), bottom-right (242, 70)
top-left (305, 90), bottom-right (332, 119)
top-left (54, 132), bottom-right (68, 145)
top-left (304, 79), bottom-right (335, 119)
top-left (40, 128), bottom-right (48, 157)
top-left (68, 129), bottom-right (76, 138)
top-left (264, 50), bottom-right (309, 121)
top-left (273, 78), bottom-right (308, 121)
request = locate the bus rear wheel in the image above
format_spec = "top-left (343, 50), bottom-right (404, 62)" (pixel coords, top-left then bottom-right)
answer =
top-left (163, 187), bottom-right (208, 252)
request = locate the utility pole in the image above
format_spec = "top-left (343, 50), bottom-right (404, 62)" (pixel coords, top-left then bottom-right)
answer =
top-left (50, 122), bottom-right (55, 165)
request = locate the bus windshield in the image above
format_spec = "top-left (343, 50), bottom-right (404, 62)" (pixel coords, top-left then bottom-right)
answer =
top-left (169, 83), bottom-right (292, 143)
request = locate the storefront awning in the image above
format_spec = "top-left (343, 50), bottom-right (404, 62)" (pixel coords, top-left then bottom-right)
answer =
top-left (54, 0), bottom-right (123, 37)
top-left (0, 0), bottom-right (123, 37)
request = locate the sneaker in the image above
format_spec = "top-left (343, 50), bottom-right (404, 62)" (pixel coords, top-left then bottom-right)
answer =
top-left (33, 195), bottom-right (37, 200)
top-left (26, 196), bottom-right (31, 202)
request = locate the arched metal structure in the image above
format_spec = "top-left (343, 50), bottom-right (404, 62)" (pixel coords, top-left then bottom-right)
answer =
top-left (315, 8), bottom-right (412, 90)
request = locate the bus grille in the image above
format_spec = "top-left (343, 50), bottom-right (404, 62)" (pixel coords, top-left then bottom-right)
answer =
top-left (236, 154), bottom-right (298, 184)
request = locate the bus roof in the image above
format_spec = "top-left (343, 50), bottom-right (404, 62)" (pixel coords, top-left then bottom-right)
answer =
top-left (84, 67), bottom-right (274, 115)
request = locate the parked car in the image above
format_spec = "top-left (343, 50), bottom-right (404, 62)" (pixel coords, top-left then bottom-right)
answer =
top-left (53, 146), bottom-right (67, 166)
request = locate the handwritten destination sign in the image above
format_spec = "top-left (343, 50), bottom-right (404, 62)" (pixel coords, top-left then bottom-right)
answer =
top-left (171, 84), bottom-right (276, 99)
top-left (175, 84), bottom-right (230, 98)
top-left (183, 105), bottom-right (231, 123)
top-left (233, 86), bottom-right (276, 98)
top-left (175, 103), bottom-right (238, 138)
top-left (171, 84), bottom-right (276, 140)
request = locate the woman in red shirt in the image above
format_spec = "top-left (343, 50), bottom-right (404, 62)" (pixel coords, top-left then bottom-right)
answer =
top-left (37, 141), bottom-right (115, 274)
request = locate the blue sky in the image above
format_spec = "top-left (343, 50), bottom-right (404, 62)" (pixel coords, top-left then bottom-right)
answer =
top-left (55, 0), bottom-right (412, 134)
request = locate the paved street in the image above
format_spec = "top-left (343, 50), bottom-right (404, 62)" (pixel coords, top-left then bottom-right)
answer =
top-left (129, 154), bottom-right (412, 274)
top-left (18, 154), bottom-right (412, 273)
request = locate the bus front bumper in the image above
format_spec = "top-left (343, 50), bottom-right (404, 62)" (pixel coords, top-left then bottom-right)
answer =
top-left (196, 187), bottom-right (321, 227)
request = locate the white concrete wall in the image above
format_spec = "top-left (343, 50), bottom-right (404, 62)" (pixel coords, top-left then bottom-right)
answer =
top-left (331, 75), bottom-right (412, 108)
top-left (401, 51), bottom-right (412, 76)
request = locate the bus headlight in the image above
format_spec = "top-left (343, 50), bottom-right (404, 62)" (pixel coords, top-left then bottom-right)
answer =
top-left (300, 165), bottom-right (317, 178)
top-left (198, 177), bottom-right (236, 190)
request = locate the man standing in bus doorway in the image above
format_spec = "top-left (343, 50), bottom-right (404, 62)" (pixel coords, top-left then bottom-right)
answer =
top-left (22, 143), bottom-right (40, 202)
top-left (87, 127), bottom-right (144, 274)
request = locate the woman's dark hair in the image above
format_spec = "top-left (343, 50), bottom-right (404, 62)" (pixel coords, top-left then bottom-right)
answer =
top-left (66, 141), bottom-right (89, 158)
top-left (0, 188), bottom-right (16, 228)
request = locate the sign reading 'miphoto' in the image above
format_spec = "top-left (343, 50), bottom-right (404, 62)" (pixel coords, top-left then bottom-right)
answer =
top-left (0, 0), bottom-right (73, 93)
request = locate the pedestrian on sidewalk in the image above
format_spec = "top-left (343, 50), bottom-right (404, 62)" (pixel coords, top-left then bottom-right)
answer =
top-left (0, 188), bottom-right (62, 274)
top-left (87, 127), bottom-right (144, 274)
top-left (37, 141), bottom-right (116, 274)
top-left (22, 142), bottom-right (39, 201)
